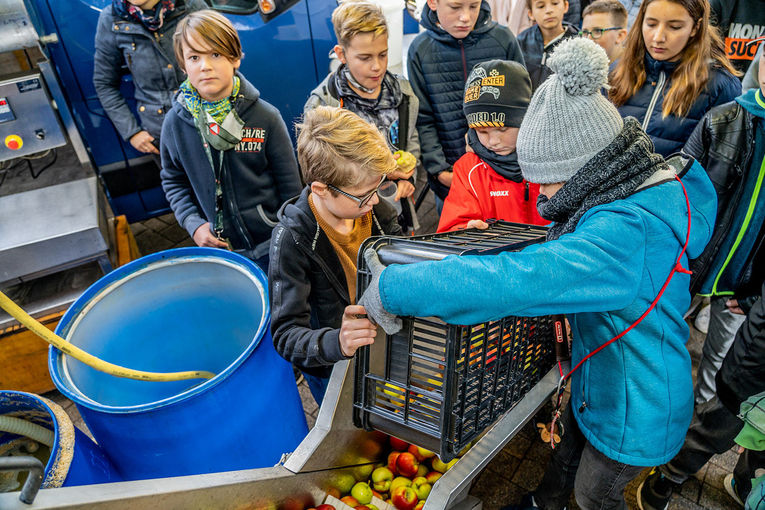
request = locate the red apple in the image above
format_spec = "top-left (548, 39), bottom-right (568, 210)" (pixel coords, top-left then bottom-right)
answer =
top-left (316, 506), bottom-right (335, 510)
top-left (371, 466), bottom-right (394, 493)
top-left (371, 490), bottom-right (383, 499)
top-left (325, 487), bottom-right (341, 499)
top-left (408, 444), bottom-right (425, 462)
top-left (387, 452), bottom-right (401, 475)
top-left (395, 452), bottom-right (420, 478)
top-left (340, 496), bottom-right (359, 507)
top-left (425, 471), bottom-right (442, 484)
top-left (411, 477), bottom-right (431, 500)
top-left (354, 506), bottom-right (370, 510)
top-left (391, 486), bottom-right (418, 510)
top-left (389, 436), bottom-right (410, 452)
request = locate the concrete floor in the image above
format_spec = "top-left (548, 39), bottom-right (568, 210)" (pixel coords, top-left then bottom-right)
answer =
top-left (46, 173), bottom-right (741, 510)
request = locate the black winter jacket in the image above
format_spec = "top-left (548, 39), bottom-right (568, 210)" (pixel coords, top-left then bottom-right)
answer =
top-left (517, 23), bottom-right (580, 91)
top-left (93, 0), bottom-right (206, 141)
top-left (407, 0), bottom-right (524, 199)
top-left (683, 101), bottom-right (765, 299)
top-left (716, 281), bottom-right (765, 415)
top-left (160, 73), bottom-right (302, 260)
top-left (269, 187), bottom-right (403, 378)
top-left (616, 55), bottom-right (741, 157)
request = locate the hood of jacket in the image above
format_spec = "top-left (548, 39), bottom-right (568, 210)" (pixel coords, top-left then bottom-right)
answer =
top-left (171, 71), bottom-right (261, 128)
top-left (420, 0), bottom-right (496, 46)
top-left (736, 87), bottom-right (765, 119)
top-left (628, 154), bottom-right (717, 261)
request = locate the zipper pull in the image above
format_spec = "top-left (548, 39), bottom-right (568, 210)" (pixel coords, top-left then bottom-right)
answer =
top-left (579, 401), bottom-right (587, 413)
top-left (524, 181), bottom-right (529, 201)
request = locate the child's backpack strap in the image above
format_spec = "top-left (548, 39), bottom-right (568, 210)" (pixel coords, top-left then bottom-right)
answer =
top-left (397, 92), bottom-right (410, 152)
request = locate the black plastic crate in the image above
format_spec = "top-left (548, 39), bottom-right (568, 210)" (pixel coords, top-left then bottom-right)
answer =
top-left (353, 221), bottom-right (561, 461)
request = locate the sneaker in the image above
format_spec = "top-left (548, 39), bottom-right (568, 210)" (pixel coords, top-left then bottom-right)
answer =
top-left (694, 303), bottom-right (711, 334)
top-left (724, 473), bottom-right (745, 507)
top-left (637, 468), bottom-right (677, 510)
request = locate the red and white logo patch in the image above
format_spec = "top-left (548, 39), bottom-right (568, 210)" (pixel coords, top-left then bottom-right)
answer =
top-left (208, 123), bottom-right (220, 136)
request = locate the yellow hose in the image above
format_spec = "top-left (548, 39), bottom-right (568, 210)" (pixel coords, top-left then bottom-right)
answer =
top-left (0, 290), bottom-right (215, 382)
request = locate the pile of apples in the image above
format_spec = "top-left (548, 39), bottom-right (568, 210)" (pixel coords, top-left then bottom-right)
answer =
top-left (314, 436), bottom-right (462, 510)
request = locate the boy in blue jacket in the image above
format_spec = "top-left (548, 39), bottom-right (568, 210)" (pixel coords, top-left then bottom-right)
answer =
top-left (407, 0), bottom-right (524, 207)
top-left (160, 10), bottom-right (302, 270)
top-left (360, 38), bottom-right (717, 510)
top-left (517, 0), bottom-right (579, 90)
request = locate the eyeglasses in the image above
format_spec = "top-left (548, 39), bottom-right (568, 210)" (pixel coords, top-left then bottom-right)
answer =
top-left (327, 175), bottom-right (393, 208)
top-left (579, 27), bottom-right (623, 39)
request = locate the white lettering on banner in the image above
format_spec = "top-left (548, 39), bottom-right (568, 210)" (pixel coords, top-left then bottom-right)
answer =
top-left (490, 190), bottom-right (509, 197)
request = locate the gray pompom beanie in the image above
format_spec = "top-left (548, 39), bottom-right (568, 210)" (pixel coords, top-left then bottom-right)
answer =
top-left (517, 38), bottom-right (624, 184)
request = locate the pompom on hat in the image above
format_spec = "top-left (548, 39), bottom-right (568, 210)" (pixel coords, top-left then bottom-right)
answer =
top-left (516, 37), bottom-right (624, 184)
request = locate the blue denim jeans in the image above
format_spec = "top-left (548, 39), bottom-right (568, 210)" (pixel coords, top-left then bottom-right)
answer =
top-left (302, 371), bottom-right (330, 406)
top-left (534, 405), bottom-right (644, 510)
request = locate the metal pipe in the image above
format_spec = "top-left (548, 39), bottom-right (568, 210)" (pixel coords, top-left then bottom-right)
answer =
top-left (0, 456), bottom-right (44, 504)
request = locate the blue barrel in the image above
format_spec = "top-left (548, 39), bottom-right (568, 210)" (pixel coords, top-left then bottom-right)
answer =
top-left (49, 248), bottom-right (308, 480)
top-left (0, 391), bottom-right (121, 487)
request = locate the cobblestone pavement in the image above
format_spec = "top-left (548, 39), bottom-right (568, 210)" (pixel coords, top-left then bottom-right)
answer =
top-left (46, 179), bottom-right (740, 510)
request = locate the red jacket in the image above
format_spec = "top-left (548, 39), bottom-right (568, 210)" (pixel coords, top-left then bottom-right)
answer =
top-left (438, 152), bottom-right (547, 232)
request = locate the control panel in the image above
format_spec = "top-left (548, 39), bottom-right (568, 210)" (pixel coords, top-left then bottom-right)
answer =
top-left (0, 74), bottom-right (66, 162)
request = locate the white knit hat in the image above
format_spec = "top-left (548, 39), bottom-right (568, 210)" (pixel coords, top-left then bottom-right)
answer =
top-left (517, 37), bottom-right (624, 184)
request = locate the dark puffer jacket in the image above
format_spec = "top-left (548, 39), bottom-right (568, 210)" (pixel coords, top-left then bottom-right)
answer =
top-left (517, 23), bottom-right (580, 91)
top-left (407, 0), bottom-right (524, 199)
top-left (616, 54), bottom-right (741, 157)
top-left (269, 187), bottom-right (402, 379)
top-left (93, 0), bottom-right (206, 141)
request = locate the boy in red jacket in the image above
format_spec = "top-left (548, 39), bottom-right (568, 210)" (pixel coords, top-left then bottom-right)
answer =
top-left (438, 60), bottom-right (547, 232)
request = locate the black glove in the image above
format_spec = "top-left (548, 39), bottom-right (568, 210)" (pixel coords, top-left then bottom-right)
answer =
top-left (358, 248), bottom-right (403, 335)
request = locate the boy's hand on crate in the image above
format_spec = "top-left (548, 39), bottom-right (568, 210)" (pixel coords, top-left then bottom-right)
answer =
top-left (358, 249), bottom-right (403, 335)
top-left (339, 305), bottom-right (378, 357)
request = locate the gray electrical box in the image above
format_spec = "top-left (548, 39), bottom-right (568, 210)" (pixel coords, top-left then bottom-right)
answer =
top-left (0, 73), bottom-right (66, 161)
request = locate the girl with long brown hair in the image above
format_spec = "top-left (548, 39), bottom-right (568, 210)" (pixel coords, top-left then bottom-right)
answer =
top-left (609, 0), bottom-right (741, 156)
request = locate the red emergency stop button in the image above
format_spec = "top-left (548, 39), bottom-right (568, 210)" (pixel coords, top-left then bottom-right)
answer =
top-left (5, 134), bottom-right (22, 150)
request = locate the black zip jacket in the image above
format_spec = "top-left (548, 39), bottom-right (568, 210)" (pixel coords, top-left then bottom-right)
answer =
top-left (683, 101), bottom-right (765, 299)
top-left (716, 281), bottom-right (765, 414)
top-left (269, 187), bottom-right (403, 378)
top-left (160, 73), bottom-right (302, 260)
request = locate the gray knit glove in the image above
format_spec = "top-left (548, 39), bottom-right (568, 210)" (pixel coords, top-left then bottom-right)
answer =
top-left (358, 248), bottom-right (402, 335)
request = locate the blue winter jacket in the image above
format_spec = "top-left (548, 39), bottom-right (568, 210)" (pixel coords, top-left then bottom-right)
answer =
top-left (616, 54), bottom-right (741, 157)
top-left (93, 0), bottom-right (206, 141)
top-left (407, 0), bottom-right (524, 199)
top-left (378, 156), bottom-right (717, 466)
top-left (517, 23), bottom-right (580, 91)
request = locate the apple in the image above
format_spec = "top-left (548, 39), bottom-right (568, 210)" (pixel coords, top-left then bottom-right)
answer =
top-left (396, 452), bottom-right (420, 478)
top-left (390, 476), bottom-right (412, 494)
top-left (325, 487), bottom-right (341, 499)
top-left (391, 486), bottom-right (418, 510)
top-left (415, 464), bottom-right (428, 478)
top-left (408, 444), bottom-right (425, 462)
top-left (340, 496), bottom-right (359, 507)
top-left (387, 452), bottom-right (401, 475)
top-left (316, 506), bottom-right (335, 510)
top-left (371, 489), bottom-right (384, 499)
top-left (446, 458), bottom-right (458, 470)
top-left (354, 506), bottom-right (370, 510)
top-left (389, 436), bottom-right (409, 452)
top-left (414, 502), bottom-right (425, 510)
top-left (367, 505), bottom-right (380, 510)
top-left (430, 457), bottom-right (448, 473)
top-left (354, 464), bottom-right (375, 481)
top-left (350, 482), bottom-right (373, 505)
top-left (371, 466), bottom-right (394, 493)
top-left (417, 447), bottom-right (436, 460)
top-left (332, 472), bottom-right (356, 494)
top-left (425, 471), bottom-right (442, 484)
top-left (411, 477), bottom-right (431, 500)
